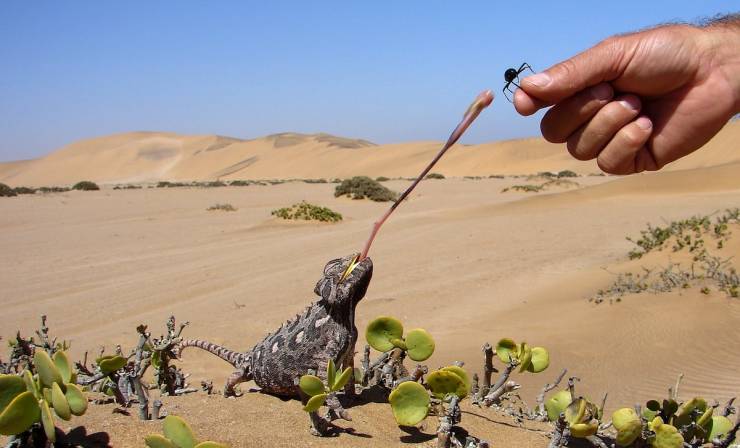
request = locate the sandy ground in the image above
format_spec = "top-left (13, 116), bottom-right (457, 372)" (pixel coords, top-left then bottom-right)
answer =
top-left (1, 165), bottom-right (739, 447)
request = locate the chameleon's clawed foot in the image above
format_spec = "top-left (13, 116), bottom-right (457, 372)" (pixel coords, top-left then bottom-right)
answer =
top-left (325, 393), bottom-right (352, 422)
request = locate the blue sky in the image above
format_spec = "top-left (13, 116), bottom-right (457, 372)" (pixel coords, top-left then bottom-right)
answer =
top-left (0, 1), bottom-right (736, 161)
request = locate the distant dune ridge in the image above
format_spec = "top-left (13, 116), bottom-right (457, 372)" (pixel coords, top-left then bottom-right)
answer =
top-left (1, 120), bottom-right (738, 186)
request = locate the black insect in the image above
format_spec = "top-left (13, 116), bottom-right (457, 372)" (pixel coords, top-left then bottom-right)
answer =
top-left (502, 63), bottom-right (534, 103)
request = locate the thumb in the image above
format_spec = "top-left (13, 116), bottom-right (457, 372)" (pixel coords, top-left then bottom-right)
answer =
top-left (519, 38), bottom-right (628, 106)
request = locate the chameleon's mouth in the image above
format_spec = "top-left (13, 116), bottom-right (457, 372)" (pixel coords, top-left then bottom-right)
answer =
top-left (339, 254), bottom-right (360, 282)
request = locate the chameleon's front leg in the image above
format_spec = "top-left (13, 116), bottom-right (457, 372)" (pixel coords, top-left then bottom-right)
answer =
top-left (342, 347), bottom-right (357, 397)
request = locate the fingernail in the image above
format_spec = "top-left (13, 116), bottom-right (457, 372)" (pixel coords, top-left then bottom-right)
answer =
top-left (591, 83), bottom-right (612, 101)
top-left (636, 116), bottom-right (652, 130)
top-left (524, 72), bottom-right (551, 88)
top-left (618, 96), bottom-right (641, 112)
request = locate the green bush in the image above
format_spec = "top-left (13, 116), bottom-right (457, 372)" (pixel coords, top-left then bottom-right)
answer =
top-left (425, 173), bottom-right (445, 180)
top-left (228, 180), bottom-right (252, 186)
top-left (207, 203), bottom-right (236, 212)
top-left (557, 170), bottom-right (578, 178)
top-left (39, 186), bottom-right (70, 193)
top-left (303, 178), bottom-right (328, 184)
top-left (13, 186), bottom-right (37, 195)
top-left (501, 184), bottom-right (544, 193)
top-left (72, 181), bottom-right (100, 191)
top-left (271, 201), bottom-right (342, 222)
top-left (334, 176), bottom-right (397, 202)
top-left (375, 176), bottom-right (390, 182)
top-left (0, 183), bottom-right (17, 197)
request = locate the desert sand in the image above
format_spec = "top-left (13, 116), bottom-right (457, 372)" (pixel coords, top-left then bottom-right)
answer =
top-left (1, 126), bottom-right (739, 447)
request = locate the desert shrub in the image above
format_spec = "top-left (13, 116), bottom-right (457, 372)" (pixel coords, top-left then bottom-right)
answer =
top-left (157, 181), bottom-right (189, 188)
top-left (330, 178), bottom-right (343, 183)
top-left (13, 186), bottom-right (37, 195)
top-left (334, 176), bottom-right (397, 202)
top-left (72, 181), bottom-right (100, 191)
top-left (207, 203), bottom-right (236, 212)
top-left (303, 178), bottom-right (328, 184)
top-left (199, 181), bottom-right (226, 188)
top-left (272, 201), bottom-right (342, 222)
top-left (375, 176), bottom-right (390, 182)
top-left (38, 186), bottom-right (70, 193)
top-left (501, 184), bottom-right (544, 193)
top-left (489, 175), bottom-right (505, 179)
top-left (0, 182), bottom-right (17, 197)
top-left (113, 185), bottom-right (141, 190)
top-left (537, 171), bottom-right (556, 178)
top-left (228, 180), bottom-right (251, 186)
top-left (425, 173), bottom-right (445, 180)
top-left (557, 170), bottom-right (578, 178)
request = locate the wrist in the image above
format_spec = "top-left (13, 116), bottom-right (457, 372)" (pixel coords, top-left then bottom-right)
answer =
top-left (698, 16), bottom-right (740, 113)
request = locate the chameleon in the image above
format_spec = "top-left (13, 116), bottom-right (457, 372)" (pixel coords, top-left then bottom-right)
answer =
top-left (178, 253), bottom-right (373, 397)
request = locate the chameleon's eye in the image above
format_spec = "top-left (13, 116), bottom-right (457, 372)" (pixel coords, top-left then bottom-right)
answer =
top-left (324, 258), bottom-right (342, 275)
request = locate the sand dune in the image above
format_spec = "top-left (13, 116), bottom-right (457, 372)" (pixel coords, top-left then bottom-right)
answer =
top-left (2, 120), bottom-right (738, 186)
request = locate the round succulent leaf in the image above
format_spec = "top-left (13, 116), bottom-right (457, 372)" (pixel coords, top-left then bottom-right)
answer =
top-left (51, 383), bottom-right (71, 421)
top-left (0, 391), bottom-right (40, 436)
top-left (426, 370), bottom-right (466, 399)
top-left (52, 351), bottom-right (73, 384)
top-left (545, 390), bottom-right (572, 422)
top-left (650, 418), bottom-right (684, 448)
top-left (326, 359), bottom-right (336, 389)
top-left (64, 383), bottom-right (87, 416)
top-left (612, 408), bottom-right (642, 446)
top-left (40, 398), bottom-right (56, 442)
top-left (405, 329), bottom-right (435, 361)
top-left (495, 338), bottom-right (518, 364)
top-left (163, 415), bottom-right (198, 448)
top-left (144, 434), bottom-right (178, 448)
top-left (526, 347), bottom-right (550, 373)
top-left (98, 356), bottom-right (127, 375)
top-left (675, 397), bottom-right (707, 427)
top-left (661, 399), bottom-right (678, 418)
top-left (194, 443), bottom-right (229, 448)
top-left (298, 375), bottom-right (325, 397)
top-left (565, 398), bottom-right (588, 425)
top-left (518, 343), bottom-right (533, 372)
top-left (366, 317), bottom-right (404, 352)
top-left (0, 374), bottom-right (26, 412)
top-left (34, 351), bottom-right (63, 388)
top-left (388, 381), bottom-right (430, 426)
top-left (331, 367), bottom-right (353, 392)
top-left (440, 366), bottom-right (471, 396)
top-left (302, 393), bottom-right (327, 413)
top-left (646, 400), bottom-right (661, 411)
top-left (708, 415), bottom-right (733, 440)
top-left (569, 420), bottom-right (599, 438)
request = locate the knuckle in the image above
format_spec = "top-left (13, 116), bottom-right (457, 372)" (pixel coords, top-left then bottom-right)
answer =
top-left (566, 135), bottom-right (594, 161)
top-left (540, 114), bottom-right (567, 143)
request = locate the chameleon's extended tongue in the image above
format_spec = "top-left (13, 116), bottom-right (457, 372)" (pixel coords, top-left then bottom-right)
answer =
top-left (357, 89), bottom-right (494, 261)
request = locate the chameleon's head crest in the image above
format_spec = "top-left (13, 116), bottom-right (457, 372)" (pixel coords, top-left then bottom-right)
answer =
top-left (314, 253), bottom-right (373, 306)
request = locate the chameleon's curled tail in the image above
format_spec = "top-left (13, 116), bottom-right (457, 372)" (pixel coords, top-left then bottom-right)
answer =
top-left (178, 339), bottom-right (247, 367)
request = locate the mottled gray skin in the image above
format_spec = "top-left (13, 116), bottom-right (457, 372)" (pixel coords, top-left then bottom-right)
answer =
top-left (179, 254), bottom-right (373, 397)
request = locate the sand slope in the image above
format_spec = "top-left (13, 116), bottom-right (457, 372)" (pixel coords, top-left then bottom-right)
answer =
top-left (2, 120), bottom-right (738, 186)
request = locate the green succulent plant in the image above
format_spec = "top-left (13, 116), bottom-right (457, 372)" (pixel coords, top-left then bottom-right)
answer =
top-left (612, 408), bottom-right (642, 446)
top-left (544, 390), bottom-right (572, 422)
top-left (144, 415), bottom-right (228, 448)
top-left (648, 417), bottom-right (684, 448)
top-left (426, 366), bottom-right (471, 400)
top-left (365, 316), bottom-right (435, 361)
top-left (387, 365), bottom-right (470, 428)
top-left (563, 397), bottom-right (601, 438)
top-left (495, 338), bottom-right (549, 373)
top-left (0, 350), bottom-right (86, 443)
top-left (638, 396), bottom-right (734, 444)
top-left (298, 359), bottom-right (353, 413)
top-left (388, 381), bottom-right (430, 426)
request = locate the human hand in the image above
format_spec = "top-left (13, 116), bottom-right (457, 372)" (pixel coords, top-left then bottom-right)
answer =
top-left (514, 19), bottom-right (740, 174)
